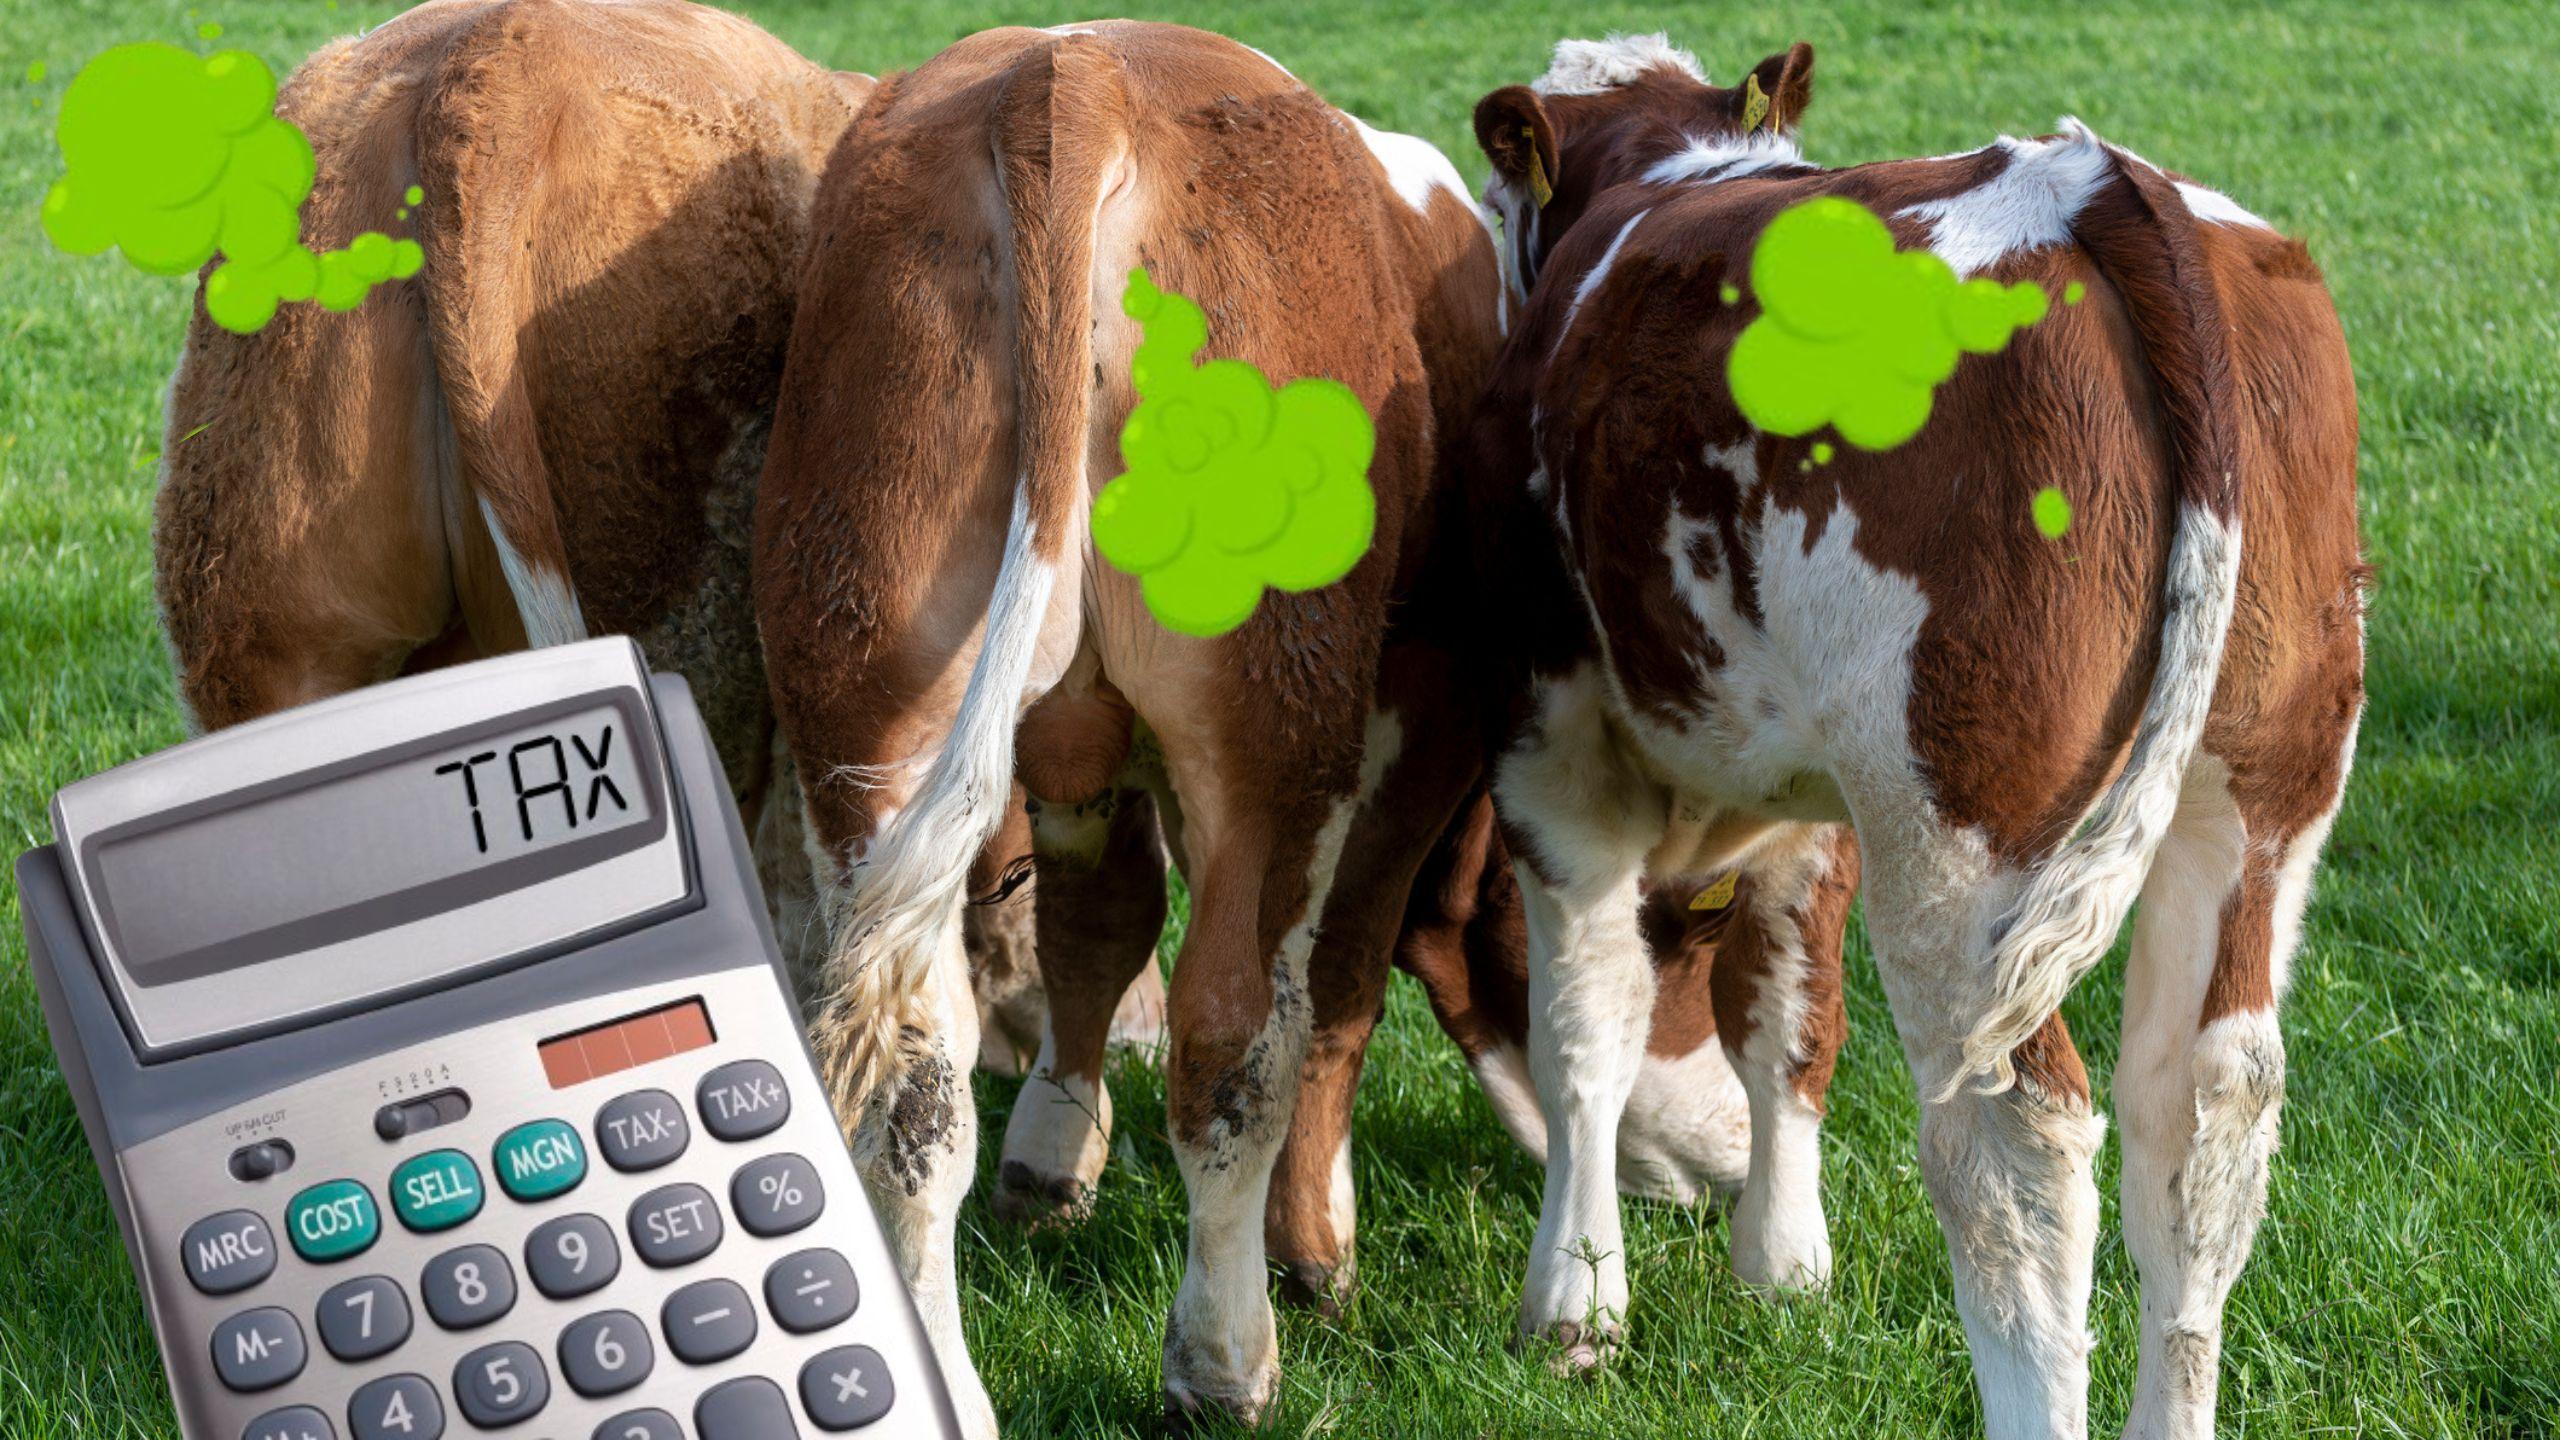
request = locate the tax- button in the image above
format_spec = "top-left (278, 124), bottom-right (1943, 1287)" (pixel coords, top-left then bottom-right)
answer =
top-left (696, 1061), bottom-right (790, 1141)
top-left (391, 1149), bottom-right (484, 1233)
top-left (494, 1119), bottom-right (587, 1202)
top-left (287, 1180), bottom-right (379, 1263)
top-left (596, 1090), bottom-right (690, 1172)
top-left (179, 1209), bottom-right (275, 1295)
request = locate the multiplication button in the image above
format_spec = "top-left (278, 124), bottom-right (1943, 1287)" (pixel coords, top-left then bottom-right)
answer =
top-left (211, 1307), bottom-right (306, 1392)
top-left (732, 1153), bottom-right (824, 1237)
top-left (179, 1210), bottom-right (275, 1295)
top-left (800, 1345), bottom-right (895, 1431)
top-left (286, 1180), bottom-right (379, 1263)
top-left (764, 1249), bottom-right (858, 1334)
top-left (628, 1183), bottom-right (722, 1268)
top-left (697, 1061), bottom-right (789, 1141)
top-left (595, 1090), bottom-right (689, 1172)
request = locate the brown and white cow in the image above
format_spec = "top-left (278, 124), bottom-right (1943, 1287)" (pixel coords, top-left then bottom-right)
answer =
top-left (1461, 34), bottom-right (2362, 1440)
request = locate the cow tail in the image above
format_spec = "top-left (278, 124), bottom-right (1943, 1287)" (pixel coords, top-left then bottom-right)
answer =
top-left (815, 36), bottom-right (1118, 1118)
top-left (1949, 123), bottom-right (2245, 1099)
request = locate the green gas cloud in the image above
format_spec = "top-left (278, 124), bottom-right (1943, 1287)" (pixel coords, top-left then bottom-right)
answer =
top-left (1729, 196), bottom-right (2050, 451)
top-left (1091, 268), bottom-right (1376, 638)
top-left (42, 42), bottom-right (421, 334)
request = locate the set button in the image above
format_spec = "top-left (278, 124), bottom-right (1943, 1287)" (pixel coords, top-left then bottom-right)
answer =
top-left (180, 1209), bottom-right (275, 1295)
top-left (286, 1180), bottom-right (379, 1263)
top-left (390, 1149), bottom-right (483, 1233)
top-left (628, 1183), bottom-right (723, 1269)
top-left (493, 1119), bottom-right (587, 1201)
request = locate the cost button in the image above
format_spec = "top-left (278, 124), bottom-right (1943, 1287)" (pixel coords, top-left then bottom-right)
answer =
top-left (493, 1119), bottom-right (587, 1202)
top-left (392, 1149), bottom-right (485, 1233)
top-left (286, 1179), bottom-right (379, 1262)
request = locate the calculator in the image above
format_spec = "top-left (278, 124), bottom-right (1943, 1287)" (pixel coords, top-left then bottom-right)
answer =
top-left (15, 638), bottom-right (961, 1440)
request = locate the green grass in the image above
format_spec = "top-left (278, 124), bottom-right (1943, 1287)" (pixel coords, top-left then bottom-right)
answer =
top-left (3, 0), bottom-right (2556, 1435)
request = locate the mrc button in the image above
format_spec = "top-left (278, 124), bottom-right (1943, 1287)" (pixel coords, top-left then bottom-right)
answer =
top-left (696, 1060), bottom-right (789, 1141)
top-left (390, 1149), bottom-right (484, 1233)
top-left (286, 1179), bottom-right (379, 1262)
top-left (180, 1210), bottom-right (276, 1295)
top-left (596, 1090), bottom-right (690, 1172)
top-left (494, 1119), bottom-right (587, 1201)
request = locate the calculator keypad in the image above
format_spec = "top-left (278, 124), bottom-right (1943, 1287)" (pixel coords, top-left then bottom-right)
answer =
top-left (594, 1408), bottom-right (684, 1440)
top-left (452, 1340), bottom-right (549, 1428)
top-left (212, 1306), bottom-right (308, 1392)
top-left (663, 1277), bottom-right (759, 1366)
top-left (731, 1153), bottom-right (825, 1238)
top-left (800, 1344), bottom-right (896, 1432)
top-left (696, 1061), bottom-right (791, 1141)
top-left (315, 1276), bottom-right (411, 1363)
top-left (695, 1375), bottom-right (798, 1440)
top-left (764, 1249), bottom-right (858, 1335)
top-left (595, 1090), bottom-right (690, 1172)
top-left (628, 1182), bottom-right (723, 1268)
top-left (243, 1403), bottom-right (337, 1440)
top-left (420, 1244), bottom-right (516, 1330)
top-left (525, 1213), bottom-right (621, 1299)
top-left (346, 1373), bottom-right (442, 1440)
top-left (558, 1310), bottom-right (655, 1397)
top-left (181, 1210), bottom-right (277, 1296)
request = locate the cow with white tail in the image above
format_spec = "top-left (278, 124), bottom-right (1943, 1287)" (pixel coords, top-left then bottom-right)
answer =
top-left (1459, 34), bottom-right (2364, 1440)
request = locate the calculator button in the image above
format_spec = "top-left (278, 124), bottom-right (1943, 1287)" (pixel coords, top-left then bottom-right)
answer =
top-left (593, 1409), bottom-right (683, 1440)
top-left (731, 1152), bottom-right (825, 1238)
top-left (557, 1310), bottom-right (654, 1398)
top-left (596, 1090), bottom-right (690, 1172)
top-left (452, 1341), bottom-right (549, 1429)
top-left (286, 1179), bottom-right (380, 1263)
top-left (799, 1346), bottom-right (895, 1431)
top-left (242, 1403), bottom-right (335, 1440)
top-left (764, 1248), bottom-right (859, 1334)
top-left (211, 1306), bottom-right (306, 1392)
top-left (525, 1213), bottom-right (621, 1299)
top-left (420, 1244), bottom-right (516, 1330)
top-left (390, 1149), bottom-right (484, 1233)
top-left (347, 1374), bottom-right (443, 1440)
top-left (696, 1061), bottom-right (790, 1141)
top-left (181, 1210), bottom-right (277, 1295)
top-left (628, 1183), bottom-right (723, 1268)
top-left (493, 1119), bottom-right (587, 1201)
top-left (695, 1375), bottom-right (799, 1440)
top-left (661, 1277), bottom-right (757, 1365)
top-left (316, 1275), bottom-right (412, 1362)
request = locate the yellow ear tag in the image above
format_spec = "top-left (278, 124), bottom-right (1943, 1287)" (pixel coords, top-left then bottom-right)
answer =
top-left (1741, 73), bottom-right (1772, 133)
top-left (1522, 126), bottom-right (1554, 207)
top-left (1688, 872), bottom-right (1739, 912)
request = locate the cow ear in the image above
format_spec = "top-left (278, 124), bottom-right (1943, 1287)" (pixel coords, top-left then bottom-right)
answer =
top-left (1475, 85), bottom-right (1559, 206)
top-left (1736, 42), bottom-right (1815, 134)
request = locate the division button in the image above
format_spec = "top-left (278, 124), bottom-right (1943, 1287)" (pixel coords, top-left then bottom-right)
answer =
top-left (346, 1373), bottom-right (443, 1440)
top-left (285, 1179), bottom-right (380, 1263)
top-left (390, 1149), bottom-right (483, 1233)
top-left (696, 1061), bottom-right (790, 1141)
top-left (211, 1306), bottom-right (306, 1393)
top-left (661, 1277), bottom-right (757, 1366)
top-left (627, 1182), bottom-right (722, 1268)
top-left (452, 1341), bottom-right (549, 1429)
top-left (420, 1244), bottom-right (516, 1330)
top-left (493, 1119), bottom-right (587, 1202)
top-left (595, 1090), bottom-right (690, 1172)
top-left (525, 1213), bottom-right (620, 1300)
top-left (763, 1248), bottom-right (859, 1334)
top-left (731, 1152), bottom-right (825, 1238)
top-left (241, 1403), bottom-right (335, 1440)
top-left (592, 1409), bottom-right (682, 1440)
top-left (316, 1275), bottom-right (412, 1362)
top-left (799, 1345), bottom-right (895, 1431)
top-left (180, 1210), bottom-right (276, 1295)
top-left (695, 1375), bottom-right (799, 1440)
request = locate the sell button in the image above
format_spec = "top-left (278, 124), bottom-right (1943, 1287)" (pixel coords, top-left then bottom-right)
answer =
top-left (285, 1179), bottom-right (379, 1263)
top-left (390, 1149), bottom-right (484, 1233)
top-left (493, 1119), bottom-right (587, 1202)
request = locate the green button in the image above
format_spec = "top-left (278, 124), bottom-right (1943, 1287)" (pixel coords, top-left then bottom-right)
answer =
top-left (492, 1119), bottom-right (587, 1202)
top-left (390, 1149), bottom-right (484, 1233)
top-left (286, 1179), bottom-right (379, 1262)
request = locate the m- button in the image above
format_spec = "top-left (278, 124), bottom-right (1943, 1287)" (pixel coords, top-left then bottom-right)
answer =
top-left (180, 1210), bottom-right (276, 1295)
top-left (696, 1061), bottom-right (789, 1141)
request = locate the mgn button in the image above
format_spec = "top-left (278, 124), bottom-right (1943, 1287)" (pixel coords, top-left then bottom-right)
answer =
top-left (180, 1210), bottom-right (275, 1295)
top-left (764, 1248), bottom-right (859, 1334)
top-left (452, 1341), bottom-right (549, 1430)
top-left (800, 1345), bottom-right (895, 1431)
top-left (242, 1404), bottom-right (335, 1440)
top-left (594, 1410), bottom-right (683, 1440)
top-left (595, 1090), bottom-right (689, 1172)
top-left (627, 1182), bottom-right (722, 1268)
top-left (526, 1213), bottom-right (620, 1300)
top-left (494, 1119), bottom-right (587, 1202)
top-left (558, 1310), bottom-right (654, 1398)
top-left (391, 1149), bottom-right (484, 1233)
top-left (732, 1152), bottom-right (825, 1238)
top-left (695, 1376), bottom-right (799, 1440)
top-left (420, 1244), bottom-right (516, 1330)
top-left (316, 1275), bottom-right (411, 1362)
top-left (661, 1277), bottom-right (757, 1366)
top-left (211, 1306), bottom-right (306, 1392)
top-left (347, 1374), bottom-right (442, 1440)
top-left (697, 1060), bottom-right (790, 1141)
top-left (286, 1179), bottom-right (379, 1263)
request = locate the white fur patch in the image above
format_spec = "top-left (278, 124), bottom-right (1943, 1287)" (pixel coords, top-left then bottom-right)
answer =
top-left (1348, 114), bottom-right (1476, 218)
top-left (1533, 33), bottom-right (1704, 96)
top-left (1555, 208), bottom-right (1650, 353)
top-left (1640, 131), bottom-right (1804, 186)
top-left (2176, 180), bottom-right (2272, 231)
top-left (476, 494), bottom-right (587, 648)
top-left (1898, 118), bottom-right (2113, 278)
top-left (1616, 1033), bottom-right (1750, 1203)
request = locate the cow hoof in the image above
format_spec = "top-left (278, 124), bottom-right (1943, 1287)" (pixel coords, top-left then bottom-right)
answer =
top-left (1162, 1373), bottom-right (1277, 1432)
top-left (1728, 1216), bottom-right (1833, 1292)
top-left (991, 1159), bottom-right (1092, 1229)
top-left (1273, 1253), bottom-right (1356, 1318)
top-left (1518, 1318), bottom-right (1622, 1376)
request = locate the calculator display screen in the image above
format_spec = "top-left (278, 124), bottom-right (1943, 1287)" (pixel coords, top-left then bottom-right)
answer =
top-left (93, 703), bottom-right (656, 982)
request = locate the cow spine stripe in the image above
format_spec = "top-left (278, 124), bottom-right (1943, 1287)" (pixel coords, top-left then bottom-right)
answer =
top-left (1952, 145), bottom-right (2247, 1098)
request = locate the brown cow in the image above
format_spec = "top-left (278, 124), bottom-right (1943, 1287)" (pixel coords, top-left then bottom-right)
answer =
top-left (753, 20), bottom-right (1520, 1428)
top-left (1461, 34), bottom-right (2362, 1440)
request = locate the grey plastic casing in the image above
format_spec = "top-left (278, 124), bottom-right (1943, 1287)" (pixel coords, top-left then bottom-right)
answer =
top-left (16, 638), bottom-right (961, 1439)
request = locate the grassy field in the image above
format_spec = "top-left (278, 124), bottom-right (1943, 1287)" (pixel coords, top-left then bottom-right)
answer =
top-left (4, 0), bottom-right (2557, 1435)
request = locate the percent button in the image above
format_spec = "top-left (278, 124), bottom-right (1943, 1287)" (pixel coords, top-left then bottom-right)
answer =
top-left (729, 1153), bottom-right (824, 1238)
